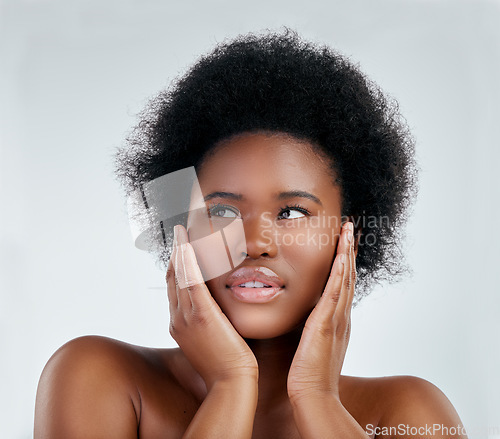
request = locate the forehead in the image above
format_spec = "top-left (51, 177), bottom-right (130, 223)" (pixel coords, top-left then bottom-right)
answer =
top-left (197, 132), bottom-right (336, 193)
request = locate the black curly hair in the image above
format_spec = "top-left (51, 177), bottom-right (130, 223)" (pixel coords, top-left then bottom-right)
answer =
top-left (115, 28), bottom-right (419, 302)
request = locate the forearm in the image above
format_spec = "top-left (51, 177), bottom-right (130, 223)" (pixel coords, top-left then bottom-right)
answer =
top-left (182, 377), bottom-right (258, 439)
top-left (290, 393), bottom-right (368, 439)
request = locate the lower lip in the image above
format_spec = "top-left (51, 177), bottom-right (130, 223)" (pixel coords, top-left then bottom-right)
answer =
top-left (228, 286), bottom-right (283, 303)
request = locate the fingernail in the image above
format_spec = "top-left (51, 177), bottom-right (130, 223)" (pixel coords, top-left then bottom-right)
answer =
top-left (173, 225), bottom-right (179, 246)
top-left (344, 223), bottom-right (353, 244)
top-left (177, 225), bottom-right (187, 245)
top-left (337, 253), bottom-right (345, 273)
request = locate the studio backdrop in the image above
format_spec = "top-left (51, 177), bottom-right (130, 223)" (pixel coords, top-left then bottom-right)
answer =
top-left (1, 1), bottom-right (498, 438)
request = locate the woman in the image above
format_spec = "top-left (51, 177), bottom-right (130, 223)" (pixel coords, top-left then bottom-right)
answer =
top-left (34, 30), bottom-right (467, 438)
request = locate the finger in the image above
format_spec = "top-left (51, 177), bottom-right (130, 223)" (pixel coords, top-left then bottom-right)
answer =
top-left (346, 233), bottom-right (357, 312)
top-left (166, 249), bottom-right (178, 311)
top-left (175, 224), bottom-right (203, 290)
top-left (175, 224), bottom-right (217, 313)
top-left (311, 248), bottom-right (345, 324)
top-left (180, 241), bottom-right (219, 313)
top-left (174, 239), bottom-right (193, 311)
top-left (322, 222), bottom-right (350, 302)
top-left (335, 222), bottom-right (355, 317)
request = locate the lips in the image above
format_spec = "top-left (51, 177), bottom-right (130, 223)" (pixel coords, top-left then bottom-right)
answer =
top-left (226, 266), bottom-right (285, 304)
top-left (226, 266), bottom-right (284, 288)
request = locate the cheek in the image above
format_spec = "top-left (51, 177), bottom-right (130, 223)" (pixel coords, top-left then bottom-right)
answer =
top-left (280, 228), bottom-right (336, 298)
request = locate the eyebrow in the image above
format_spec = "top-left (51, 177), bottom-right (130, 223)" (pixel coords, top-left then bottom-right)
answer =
top-left (204, 190), bottom-right (322, 206)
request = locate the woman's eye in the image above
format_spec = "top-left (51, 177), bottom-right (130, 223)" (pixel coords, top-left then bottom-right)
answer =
top-left (278, 208), bottom-right (307, 220)
top-left (209, 205), bottom-right (240, 218)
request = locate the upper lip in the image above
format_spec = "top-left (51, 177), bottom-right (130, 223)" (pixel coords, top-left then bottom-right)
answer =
top-left (226, 266), bottom-right (285, 288)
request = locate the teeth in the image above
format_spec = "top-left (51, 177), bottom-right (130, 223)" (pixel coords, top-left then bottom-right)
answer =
top-left (238, 281), bottom-right (270, 288)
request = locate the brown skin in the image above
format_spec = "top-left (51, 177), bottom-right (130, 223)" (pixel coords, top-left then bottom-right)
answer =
top-left (34, 133), bottom-right (467, 438)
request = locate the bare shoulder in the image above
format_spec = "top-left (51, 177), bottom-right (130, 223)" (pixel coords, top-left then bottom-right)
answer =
top-left (340, 375), bottom-right (467, 438)
top-left (34, 335), bottom-right (188, 439)
top-left (35, 335), bottom-right (164, 396)
top-left (37, 334), bottom-right (158, 370)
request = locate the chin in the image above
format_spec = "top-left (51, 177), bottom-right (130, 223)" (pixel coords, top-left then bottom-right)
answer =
top-left (227, 309), bottom-right (304, 340)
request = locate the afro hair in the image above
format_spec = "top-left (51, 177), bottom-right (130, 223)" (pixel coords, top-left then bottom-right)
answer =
top-left (115, 28), bottom-right (419, 302)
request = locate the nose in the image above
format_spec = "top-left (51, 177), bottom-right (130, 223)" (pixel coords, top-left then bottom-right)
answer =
top-left (241, 214), bottom-right (278, 259)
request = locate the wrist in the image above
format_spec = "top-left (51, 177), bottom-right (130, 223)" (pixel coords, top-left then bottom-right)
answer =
top-left (289, 389), bottom-right (341, 409)
top-left (290, 393), bottom-right (368, 439)
top-left (207, 373), bottom-right (259, 393)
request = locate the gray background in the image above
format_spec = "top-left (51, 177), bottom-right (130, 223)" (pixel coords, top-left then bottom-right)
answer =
top-left (1, 0), bottom-right (499, 438)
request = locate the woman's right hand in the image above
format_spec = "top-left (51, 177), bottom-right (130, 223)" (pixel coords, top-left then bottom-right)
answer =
top-left (166, 225), bottom-right (258, 390)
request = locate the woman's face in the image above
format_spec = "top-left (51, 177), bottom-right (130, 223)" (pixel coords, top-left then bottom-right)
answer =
top-left (188, 132), bottom-right (344, 339)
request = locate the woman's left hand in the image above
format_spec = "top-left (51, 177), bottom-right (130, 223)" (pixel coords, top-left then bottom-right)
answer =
top-left (287, 221), bottom-right (356, 404)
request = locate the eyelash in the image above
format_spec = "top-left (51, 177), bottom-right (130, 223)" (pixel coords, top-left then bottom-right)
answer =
top-left (207, 203), bottom-right (311, 219)
top-left (277, 204), bottom-right (311, 219)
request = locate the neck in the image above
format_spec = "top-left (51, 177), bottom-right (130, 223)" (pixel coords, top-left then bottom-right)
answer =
top-left (173, 323), bottom-right (304, 412)
top-left (244, 323), bottom-right (304, 413)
